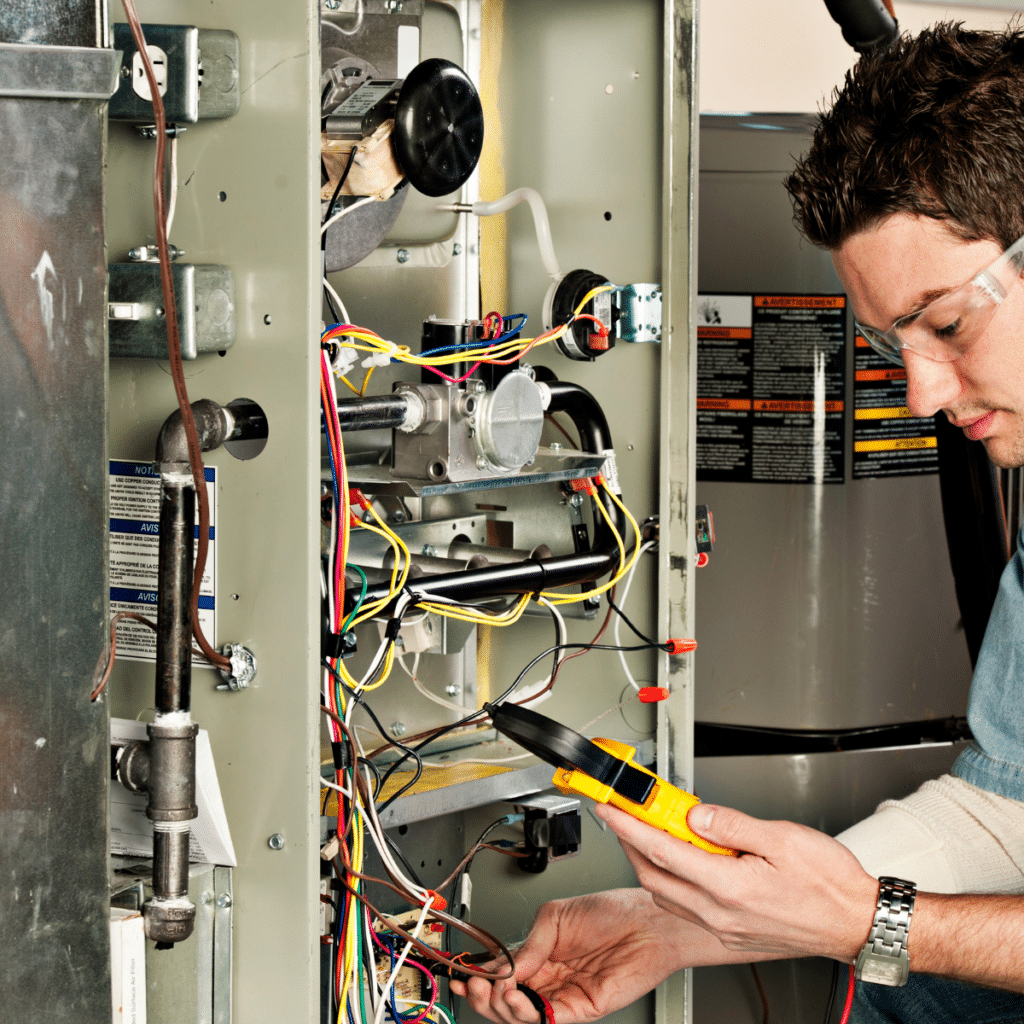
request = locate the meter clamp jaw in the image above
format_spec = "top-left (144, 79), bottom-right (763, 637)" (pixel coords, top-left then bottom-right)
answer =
top-left (486, 703), bottom-right (735, 857)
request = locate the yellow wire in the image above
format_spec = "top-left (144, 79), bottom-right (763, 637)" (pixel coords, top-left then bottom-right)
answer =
top-left (540, 480), bottom-right (641, 604)
top-left (321, 285), bottom-right (613, 371)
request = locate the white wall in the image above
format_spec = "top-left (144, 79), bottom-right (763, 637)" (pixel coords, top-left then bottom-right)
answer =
top-left (699, 1), bottom-right (1021, 113)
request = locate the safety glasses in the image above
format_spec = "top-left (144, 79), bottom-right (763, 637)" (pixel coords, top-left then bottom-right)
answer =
top-left (855, 232), bottom-right (1024, 366)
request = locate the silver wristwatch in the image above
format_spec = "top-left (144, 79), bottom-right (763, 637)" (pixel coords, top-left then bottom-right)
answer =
top-left (854, 877), bottom-right (917, 986)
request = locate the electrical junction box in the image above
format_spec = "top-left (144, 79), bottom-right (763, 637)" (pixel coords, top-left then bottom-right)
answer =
top-left (110, 24), bottom-right (240, 123)
top-left (108, 262), bottom-right (236, 359)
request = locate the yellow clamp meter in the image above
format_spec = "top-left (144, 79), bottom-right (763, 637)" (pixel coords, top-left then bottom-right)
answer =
top-left (486, 703), bottom-right (735, 857)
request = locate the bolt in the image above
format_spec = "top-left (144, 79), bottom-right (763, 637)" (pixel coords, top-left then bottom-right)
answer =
top-left (569, 493), bottom-right (583, 509)
top-left (324, 0), bottom-right (341, 7)
top-left (128, 246), bottom-right (147, 262)
top-left (120, 65), bottom-right (131, 79)
top-left (446, 685), bottom-right (461, 697)
top-left (268, 834), bottom-right (285, 851)
top-left (473, 380), bottom-right (487, 394)
top-left (392, 510), bottom-right (406, 524)
top-left (476, 456), bottom-right (488, 470)
top-left (397, 249), bottom-right (411, 264)
top-left (550, 442), bottom-right (563, 452)
top-left (342, 631), bottom-right (357, 651)
top-left (216, 893), bottom-right (233, 908)
top-left (391, 722), bottom-right (407, 737)
top-left (422, 544), bottom-right (438, 557)
top-left (452, 243), bottom-right (463, 256)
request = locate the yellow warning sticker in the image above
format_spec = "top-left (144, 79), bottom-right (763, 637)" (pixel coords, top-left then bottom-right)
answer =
top-left (854, 437), bottom-right (937, 453)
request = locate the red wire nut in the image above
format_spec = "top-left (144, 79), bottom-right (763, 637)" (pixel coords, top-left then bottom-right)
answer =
top-left (638, 687), bottom-right (670, 703)
top-left (695, 552), bottom-right (710, 568)
top-left (665, 638), bottom-right (697, 654)
top-left (423, 890), bottom-right (447, 912)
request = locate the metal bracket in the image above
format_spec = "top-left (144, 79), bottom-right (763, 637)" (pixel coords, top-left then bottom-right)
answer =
top-left (613, 283), bottom-right (662, 343)
top-left (0, 43), bottom-right (120, 100)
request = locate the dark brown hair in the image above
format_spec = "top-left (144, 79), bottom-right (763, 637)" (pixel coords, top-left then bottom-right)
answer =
top-left (785, 21), bottom-right (1024, 250)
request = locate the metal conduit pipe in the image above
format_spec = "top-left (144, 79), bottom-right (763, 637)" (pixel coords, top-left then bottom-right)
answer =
top-left (335, 393), bottom-right (413, 431)
top-left (117, 398), bottom-right (267, 946)
top-left (344, 382), bottom-right (626, 610)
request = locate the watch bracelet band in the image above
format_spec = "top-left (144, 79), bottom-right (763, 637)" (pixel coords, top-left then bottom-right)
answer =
top-left (855, 876), bottom-right (917, 985)
top-left (866, 877), bottom-right (916, 957)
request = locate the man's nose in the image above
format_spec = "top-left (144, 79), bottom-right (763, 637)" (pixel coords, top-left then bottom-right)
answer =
top-left (903, 349), bottom-right (961, 418)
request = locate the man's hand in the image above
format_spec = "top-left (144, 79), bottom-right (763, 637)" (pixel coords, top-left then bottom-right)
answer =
top-left (450, 889), bottom-right (699, 1024)
top-left (597, 802), bottom-right (878, 962)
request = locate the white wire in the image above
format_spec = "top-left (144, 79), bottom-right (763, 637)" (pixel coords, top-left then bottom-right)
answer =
top-left (321, 194), bottom-right (376, 236)
top-left (373, 899), bottom-right (433, 1024)
top-left (614, 540), bottom-right (656, 692)
top-left (393, 1000), bottom-right (455, 1024)
top-left (323, 276), bottom-right (352, 325)
top-left (421, 751), bottom-right (532, 769)
top-left (397, 652), bottom-right (472, 714)
top-left (165, 134), bottom-right (179, 236)
top-left (320, 776), bottom-right (352, 797)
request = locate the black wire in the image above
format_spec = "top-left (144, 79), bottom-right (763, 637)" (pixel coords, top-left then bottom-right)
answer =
top-left (823, 961), bottom-right (840, 1024)
top-left (607, 594), bottom-right (658, 646)
top-left (446, 818), bottom-right (510, 1024)
top-left (385, 832), bottom-right (426, 890)
top-left (375, 639), bottom-right (667, 811)
top-left (323, 283), bottom-right (341, 323)
top-left (323, 659), bottom-right (425, 805)
top-left (359, 756), bottom-right (382, 798)
top-left (323, 146), bottom-right (358, 227)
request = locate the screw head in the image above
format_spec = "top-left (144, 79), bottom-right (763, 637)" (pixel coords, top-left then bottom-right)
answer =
top-left (569, 493), bottom-right (583, 509)
top-left (422, 544), bottom-right (438, 557)
top-left (120, 65), bottom-right (131, 79)
top-left (446, 685), bottom-right (461, 697)
top-left (475, 456), bottom-right (488, 470)
top-left (391, 722), bottom-right (407, 737)
top-left (550, 442), bottom-right (563, 452)
top-left (216, 893), bottom-right (233, 908)
top-left (396, 249), bottom-right (411, 264)
top-left (452, 243), bottom-right (463, 256)
top-left (268, 833), bottom-right (285, 850)
top-left (392, 510), bottom-right (406, 524)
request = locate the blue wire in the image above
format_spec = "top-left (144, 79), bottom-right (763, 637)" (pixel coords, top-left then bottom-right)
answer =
top-left (422, 314), bottom-right (527, 357)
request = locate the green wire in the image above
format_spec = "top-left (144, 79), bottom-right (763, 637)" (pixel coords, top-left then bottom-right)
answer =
top-left (341, 563), bottom-right (368, 633)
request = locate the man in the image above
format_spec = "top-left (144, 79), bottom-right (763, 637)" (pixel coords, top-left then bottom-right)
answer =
top-left (453, 23), bottom-right (1024, 1024)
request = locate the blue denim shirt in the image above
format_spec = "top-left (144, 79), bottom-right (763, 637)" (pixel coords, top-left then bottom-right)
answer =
top-left (952, 525), bottom-right (1024, 801)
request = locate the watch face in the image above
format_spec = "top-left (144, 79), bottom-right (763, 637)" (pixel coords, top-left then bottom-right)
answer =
top-left (859, 955), bottom-right (908, 986)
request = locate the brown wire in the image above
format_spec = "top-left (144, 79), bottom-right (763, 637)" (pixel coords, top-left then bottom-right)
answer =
top-left (749, 964), bottom-right (770, 1024)
top-left (91, 612), bottom-right (158, 701)
top-left (120, 0), bottom-right (229, 671)
top-left (333, 865), bottom-right (515, 981)
top-left (544, 412), bottom-right (580, 449)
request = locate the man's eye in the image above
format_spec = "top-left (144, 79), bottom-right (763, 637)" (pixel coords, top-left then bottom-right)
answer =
top-left (932, 319), bottom-right (962, 339)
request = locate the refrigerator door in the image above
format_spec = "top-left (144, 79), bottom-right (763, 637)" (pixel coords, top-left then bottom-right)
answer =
top-left (695, 114), bottom-right (972, 731)
top-left (692, 743), bottom-right (967, 1024)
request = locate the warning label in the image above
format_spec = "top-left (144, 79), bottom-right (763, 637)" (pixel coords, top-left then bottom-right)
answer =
top-left (852, 335), bottom-right (937, 478)
top-left (697, 294), bottom-right (846, 484)
top-left (109, 460), bottom-right (217, 663)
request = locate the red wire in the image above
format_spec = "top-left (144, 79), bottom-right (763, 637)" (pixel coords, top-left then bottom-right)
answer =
top-left (838, 964), bottom-right (855, 1024)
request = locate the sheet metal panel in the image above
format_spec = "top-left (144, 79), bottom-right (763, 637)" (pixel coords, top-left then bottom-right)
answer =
top-left (0, 38), bottom-right (112, 1024)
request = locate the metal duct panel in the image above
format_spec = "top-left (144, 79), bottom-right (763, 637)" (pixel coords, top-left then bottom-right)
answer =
top-left (0, 26), bottom-right (112, 1024)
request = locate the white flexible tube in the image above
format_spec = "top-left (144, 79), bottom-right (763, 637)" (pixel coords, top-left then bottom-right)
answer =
top-left (471, 188), bottom-right (561, 280)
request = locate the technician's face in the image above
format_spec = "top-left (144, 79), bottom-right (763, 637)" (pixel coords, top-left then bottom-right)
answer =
top-left (833, 213), bottom-right (1024, 469)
